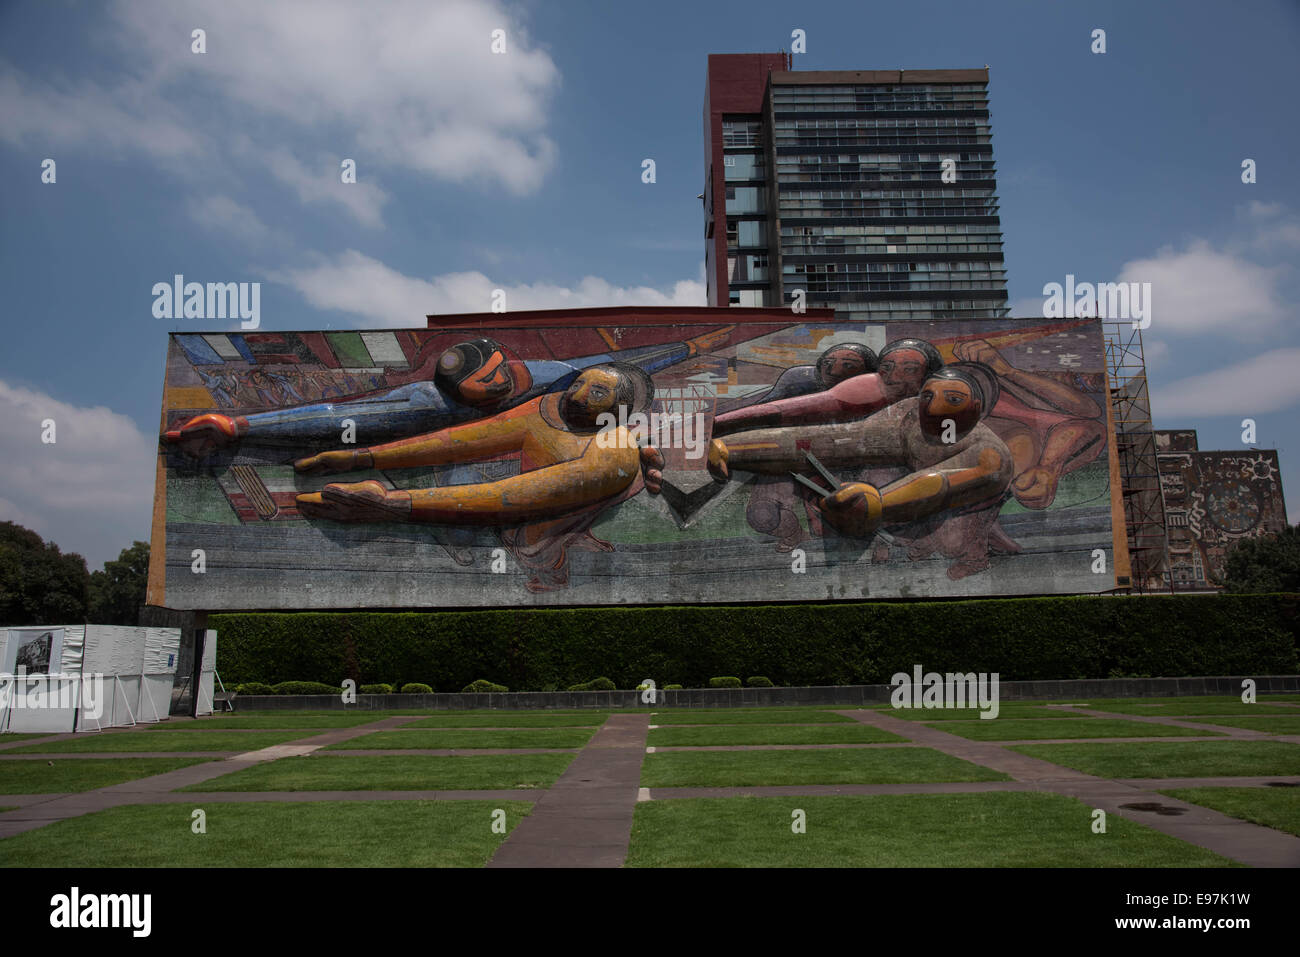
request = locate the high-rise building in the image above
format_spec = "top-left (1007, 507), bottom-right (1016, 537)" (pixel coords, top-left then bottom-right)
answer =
top-left (703, 53), bottom-right (1009, 321)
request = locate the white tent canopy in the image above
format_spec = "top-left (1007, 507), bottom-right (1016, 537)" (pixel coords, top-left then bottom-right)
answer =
top-left (0, 625), bottom-right (198, 733)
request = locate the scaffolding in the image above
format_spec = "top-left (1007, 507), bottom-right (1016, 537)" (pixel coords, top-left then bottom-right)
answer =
top-left (1104, 322), bottom-right (1170, 593)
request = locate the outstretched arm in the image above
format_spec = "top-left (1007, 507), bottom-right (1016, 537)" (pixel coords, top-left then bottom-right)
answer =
top-left (295, 401), bottom-right (535, 474)
top-left (818, 441), bottom-right (1013, 538)
top-left (712, 373), bottom-right (888, 436)
top-left (405, 437), bottom-right (642, 524)
top-left (954, 339), bottom-right (1100, 417)
top-left (708, 409), bottom-right (906, 481)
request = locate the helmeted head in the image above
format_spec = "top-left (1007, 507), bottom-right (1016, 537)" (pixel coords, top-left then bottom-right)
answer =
top-left (559, 362), bottom-right (654, 431)
top-left (918, 366), bottom-right (985, 443)
top-left (878, 339), bottom-right (943, 403)
top-left (815, 342), bottom-right (878, 388)
top-left (436, 338), bottom-right (514, 407)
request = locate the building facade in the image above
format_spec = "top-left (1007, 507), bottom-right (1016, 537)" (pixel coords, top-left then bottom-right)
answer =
top-left (704, 53), bottom-right (1009, 322)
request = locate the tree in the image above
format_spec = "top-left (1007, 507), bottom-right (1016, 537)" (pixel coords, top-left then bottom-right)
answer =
top-left (1221, 526), bottom-right (1300, 594)
top-left (0, 521), bottom-right (89, 625)
top-left (88, 541), bottom-right (151, 625)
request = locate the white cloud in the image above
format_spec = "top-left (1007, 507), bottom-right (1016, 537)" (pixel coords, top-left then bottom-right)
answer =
top-left (0, 380), bottom-right (156, 568)
top-left (0, 0), bottom-right (561, 226)
top-left (273, 250), bottom-right (706, 327)
top-left (187, 195), bottom-right (282, 247)
top-left (1152, 348), bottom-right (1300, 417)
top-left (1118, 240), bottom-right (1289, 336)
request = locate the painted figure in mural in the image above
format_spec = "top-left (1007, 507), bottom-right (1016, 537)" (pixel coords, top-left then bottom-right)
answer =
top-left (716, 342), bottom-right (879, 416)
top-left (164, 334), bottom-right (721, 457)
top-left (715, 339), bottom-right (943, 551)
top-left (708, 366), bottom-right (1013, 563)
top-left (292, 363), bottom-right (663, 593)
top-left (951, 338), bottom-right (1105, 511)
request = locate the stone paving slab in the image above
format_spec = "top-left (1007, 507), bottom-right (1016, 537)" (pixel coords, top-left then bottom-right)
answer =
top-left (487, 713), bottom-right (649, 868)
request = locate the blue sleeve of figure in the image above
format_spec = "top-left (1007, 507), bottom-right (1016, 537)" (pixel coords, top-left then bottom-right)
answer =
top-left (241, 381), bottom-right (476, 443)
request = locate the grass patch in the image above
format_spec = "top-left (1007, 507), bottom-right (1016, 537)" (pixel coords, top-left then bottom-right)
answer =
top-left (627, 793), bottom-right (1233, 867)
top-left (1074, 697), bottom-right (1300, 717)
top-left (0, 800), bottom-right (532, 867)
top-left (5, 731), bottom-right (317, 754)
top-left (326, 729), bottom-right (594, 750)
top-left (932, 719), bottom-right (1224, 741)
top-left (649, 710), bottom-right (853, 726)
top-left (148, 714), bottom-right (406, 730)
top-left (1012, 741), bottom-right (1300, 779)
top-left (0, 758), bottom-right (215, 794)
top-left (641, 747), bottom-right (1007, 787)
top-left (405, 713), bottom-right (608, 728)
top-left (647, 725), bottom-right (903, 747)
top-left (184, 753), bottom-right (573, 791)
top-left (1160, 786), bottom-right (1300, 838)
top-left (1190, 716), bottom-right (1300, 735)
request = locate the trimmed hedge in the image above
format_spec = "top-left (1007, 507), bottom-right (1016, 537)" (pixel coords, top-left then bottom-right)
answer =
top-left (709, 676), bottom-right (742, 688)
top-left (400, 683), bottom-right (433, 694)
top-left (235, 682), bottom-right (275, 696)
top-left (272, 681), bottom-right (342, 696)
top-left (747, 676), bottom-right (774, 688)
top-left (462, 679), bottom-right (508, 693)
top-left (211, 594), bottom-right (1299, 692)
top-left (359, 683), bottom-right (392, 695)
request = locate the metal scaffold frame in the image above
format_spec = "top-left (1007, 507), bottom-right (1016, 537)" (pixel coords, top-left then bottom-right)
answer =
top-left (1104, 322), bottom-right (1171, 593)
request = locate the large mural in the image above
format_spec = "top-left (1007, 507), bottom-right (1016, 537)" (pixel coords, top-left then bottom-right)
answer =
top-left (1154, 430), bottom-right (1288, 589)
top-left (149, 313), bottom-right (1124, 609)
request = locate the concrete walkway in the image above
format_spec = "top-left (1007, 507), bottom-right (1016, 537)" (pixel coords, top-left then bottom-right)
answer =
top-left (486, 713), bottom-right (650, 868)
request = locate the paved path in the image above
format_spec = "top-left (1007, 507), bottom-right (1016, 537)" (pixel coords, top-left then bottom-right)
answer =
top-left (844, 709), bottom-right (1300, 868)
top-left (486, 713), bottom-right (650, 868)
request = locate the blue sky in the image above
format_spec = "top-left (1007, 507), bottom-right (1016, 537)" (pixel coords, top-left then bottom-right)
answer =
top-left (1, 0), bottom-right (1298, 567)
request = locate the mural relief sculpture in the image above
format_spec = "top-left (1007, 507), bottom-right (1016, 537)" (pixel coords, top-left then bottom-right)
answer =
top-left (150, 314), bottom-right (1122, 609)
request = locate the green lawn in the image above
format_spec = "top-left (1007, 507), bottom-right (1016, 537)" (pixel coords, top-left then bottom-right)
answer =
top-left (647, 724), bottom-right (903, 747)
top-left (405, 713), bottom-right (608, 728)
top-left (0, 807), bottom-right (14, 813)
top-left (4, 731), bottom-right (317, 754)
top-left (1012, 741), bottom-right (1300, 779)
top-left (0, 758), bottom-right (216, 794)
top-left (325, 729), bottom-right (594, 750)
top-left (1076, 697), bottom-right (1300, 717)
top-left (649, 710), bottom-right (854, 725)
top-left (1191, 716), bottom-right (1300, 735)
top-left (1160, 786), bottom-right (1300, 838)
top-left (878, 704), bottom-right (1082, 721)
top-left (641, 747), bottom-right (1008, 787)
top-left (0, 800), bottom-right (533, 867)
top-left (626, 793), bottom-right (1234, 867)
top-left (931, 719), bottom-right (1224, 742)
top-left (184, 754), bottom-right (573, 791)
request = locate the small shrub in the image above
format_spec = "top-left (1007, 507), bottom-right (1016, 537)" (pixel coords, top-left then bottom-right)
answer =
top-left (271, 681), bottom-right (342, 696)
top-left (400, 682), bottom-right (433, 694)
top-left (664, 684), bottom-right (682, 691)
top-left (236, 681), bottom-right (274, 695)
top-left (586, 677), bottom-right (616, 691)
top-left (462, 679), bottom-right (508, 693)
top-left (359, 683), bottom-right (392, 695)
top-left (567, 682), bottom-right (588, 692)
top-left (709, 676), bottom-right (742, 689)
top-left (746, 676), bottom-right (774, 687)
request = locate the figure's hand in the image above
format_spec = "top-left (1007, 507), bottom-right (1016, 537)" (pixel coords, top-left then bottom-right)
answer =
top-left (817, 481), bottom-right (884, 539)
top-left (639, 444), bottom-right (665, 494)
top-left (707, 438), bottom-right (730, 484)
top-left (953, 338), bottom-right (1011, 375)
top-left (294, 449), bottom-right (373, 475)
top-left (164, 413), bottom-right (245, 457)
